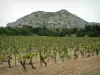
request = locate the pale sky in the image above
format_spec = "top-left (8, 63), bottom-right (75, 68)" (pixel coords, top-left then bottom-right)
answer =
top-left (0, 0), bottom-right (100, 27)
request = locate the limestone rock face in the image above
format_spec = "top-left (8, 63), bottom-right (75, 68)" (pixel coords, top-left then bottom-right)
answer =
top-left (7, 9), bottom-right (88, 28)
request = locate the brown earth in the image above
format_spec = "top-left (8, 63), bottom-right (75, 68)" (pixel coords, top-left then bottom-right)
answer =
top-left (0, 55), bottom-right (100, 75)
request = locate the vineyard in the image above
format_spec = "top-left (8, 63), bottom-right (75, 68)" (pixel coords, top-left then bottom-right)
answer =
top-left (0, 36), bottom-right (100, 74)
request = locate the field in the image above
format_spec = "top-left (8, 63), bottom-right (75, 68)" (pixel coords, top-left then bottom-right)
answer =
top-left (0, 36), bottom-right (100, 75)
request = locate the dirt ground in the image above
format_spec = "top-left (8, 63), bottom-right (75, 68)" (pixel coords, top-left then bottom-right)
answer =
top-left (0, 55), bottom-right (100, 75)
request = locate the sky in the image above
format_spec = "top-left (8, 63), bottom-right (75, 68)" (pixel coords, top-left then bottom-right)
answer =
top-left (0, 0), bottom-right (100, 27)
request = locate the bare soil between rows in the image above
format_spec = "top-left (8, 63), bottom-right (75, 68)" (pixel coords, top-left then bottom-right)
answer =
top-left (0, 55), bottom-right (100, 75)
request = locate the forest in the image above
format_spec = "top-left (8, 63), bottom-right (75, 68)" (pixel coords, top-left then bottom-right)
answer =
top-left (0, 24), bottom-right (100, 37)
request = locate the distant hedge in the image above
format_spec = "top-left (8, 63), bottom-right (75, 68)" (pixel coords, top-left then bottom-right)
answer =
top-left (0, 24), bottom-right (100, 37)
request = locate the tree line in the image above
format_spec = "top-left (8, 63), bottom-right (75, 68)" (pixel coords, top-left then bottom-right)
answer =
top-left (0, 24), bottom-right (100, 37)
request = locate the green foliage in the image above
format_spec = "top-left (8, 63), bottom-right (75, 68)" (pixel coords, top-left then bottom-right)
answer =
top-left (0, 24), bottom-right (100, 37)
top-left (0, 36), bottom-right (100, 70)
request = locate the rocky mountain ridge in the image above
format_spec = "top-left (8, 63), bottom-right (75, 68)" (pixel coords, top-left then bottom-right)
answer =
top-left (7, 9), bottom-right (89, 28)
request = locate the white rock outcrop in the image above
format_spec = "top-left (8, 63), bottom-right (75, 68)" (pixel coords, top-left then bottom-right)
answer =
top-left (7, 9), bottom-right (88, 28)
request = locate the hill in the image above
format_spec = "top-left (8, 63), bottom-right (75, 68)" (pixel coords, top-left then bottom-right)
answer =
top-left (7, 9), bottom-right (88, 28)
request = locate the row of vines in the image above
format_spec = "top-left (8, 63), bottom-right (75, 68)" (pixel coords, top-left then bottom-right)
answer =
top-left (0, 36), bottom-right (100, 70)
